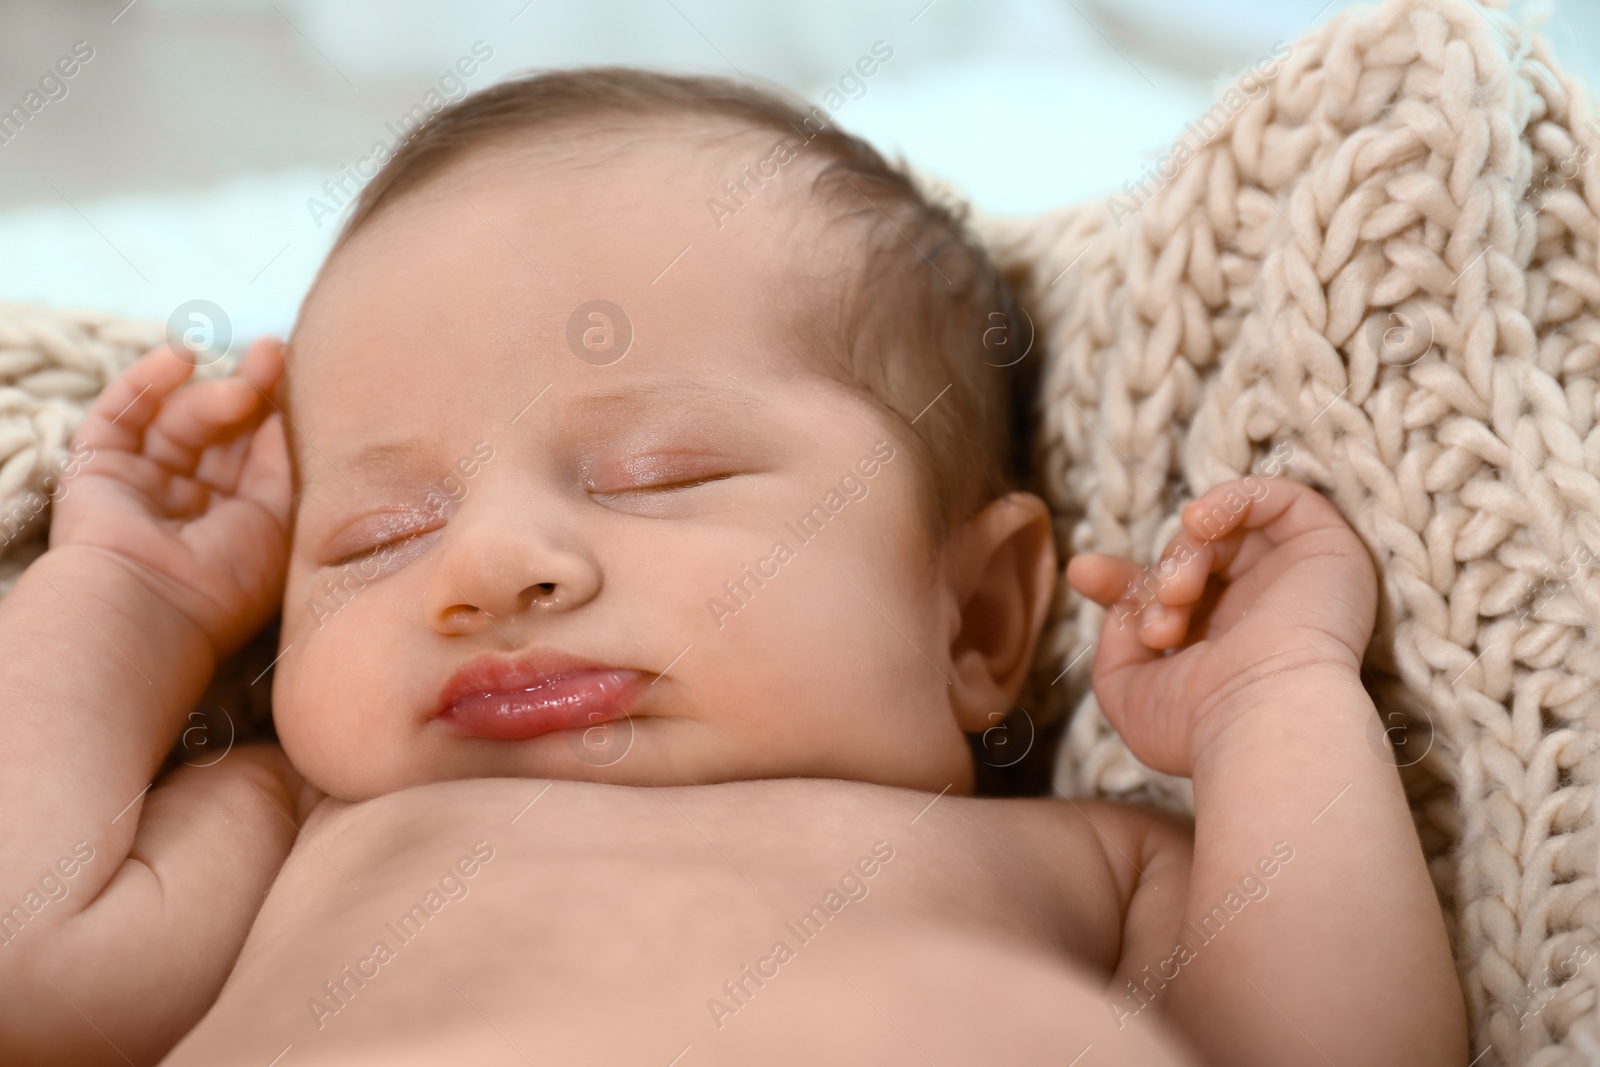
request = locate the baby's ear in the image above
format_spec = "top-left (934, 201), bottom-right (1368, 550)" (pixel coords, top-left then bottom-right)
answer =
top-left (942, 492), bottom-right (1056, 734)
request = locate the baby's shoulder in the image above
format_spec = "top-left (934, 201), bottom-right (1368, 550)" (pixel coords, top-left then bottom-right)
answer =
top-left (958, 794), bottom-right (1193, 891)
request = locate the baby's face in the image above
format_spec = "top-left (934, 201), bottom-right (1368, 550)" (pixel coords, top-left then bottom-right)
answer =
top-left (276, 134), bottom-right (987, 802)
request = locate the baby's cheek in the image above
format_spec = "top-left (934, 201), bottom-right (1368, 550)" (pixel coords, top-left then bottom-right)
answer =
top-left (715, 539), bottom-right (943, 745)
top-left (272, 582), bottom-right (399, 799)
top-left (271, 648), bottom-right (351, 797)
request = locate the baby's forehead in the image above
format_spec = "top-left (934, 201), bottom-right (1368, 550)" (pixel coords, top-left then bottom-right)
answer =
top-left (424, 116), bottom-right (828, 233)
top-left (286, 117), bottom-right (849, 388)
top-left (296, 116), bottom-right (838, 321)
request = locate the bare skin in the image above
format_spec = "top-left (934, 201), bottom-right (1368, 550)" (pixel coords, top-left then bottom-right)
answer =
top-left (0, 119), bottom-right (1467, 1066)
top-left (161, 777), bottom-right (1200, 1066)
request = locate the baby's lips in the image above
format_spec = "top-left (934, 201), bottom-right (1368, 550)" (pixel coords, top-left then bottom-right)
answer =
top-left (438, 669), bottom-right (642, 742)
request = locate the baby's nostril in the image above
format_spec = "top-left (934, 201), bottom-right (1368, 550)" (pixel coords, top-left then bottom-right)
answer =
top-left (535, 583), bottom-right (556, 595)
top-left (442, 606), bottom-right (479, 629)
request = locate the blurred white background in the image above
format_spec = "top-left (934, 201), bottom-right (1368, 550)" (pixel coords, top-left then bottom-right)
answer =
top-left (0, 0), bottom-right (1593, 342)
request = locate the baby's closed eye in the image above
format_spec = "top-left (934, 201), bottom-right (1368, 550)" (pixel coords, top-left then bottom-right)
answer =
top-left (585, 452), bottom-right (742, 493)
top-left (324, 508), bottom-right (445, 569)
top-left (584, 452), bottom-right (750, 517)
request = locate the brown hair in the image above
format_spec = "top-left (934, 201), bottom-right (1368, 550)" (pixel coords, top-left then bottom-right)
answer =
top-left (324, 66), bottom-right (1039, 543)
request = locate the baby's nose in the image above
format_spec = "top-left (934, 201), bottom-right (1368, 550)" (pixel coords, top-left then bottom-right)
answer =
top-left (426, 527), bottom-right (601, 633)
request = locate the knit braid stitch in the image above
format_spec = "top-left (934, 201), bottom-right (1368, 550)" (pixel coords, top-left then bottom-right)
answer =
top-left (980, 0), bottom-right (1600, 1062)
top-left (0, 301), bottom-right (163, 592)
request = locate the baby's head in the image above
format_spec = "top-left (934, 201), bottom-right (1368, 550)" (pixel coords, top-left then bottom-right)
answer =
top-left (273, 67), bottom-right (1057, 801)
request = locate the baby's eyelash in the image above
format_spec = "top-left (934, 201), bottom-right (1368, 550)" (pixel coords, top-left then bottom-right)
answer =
top-left (327, 526), bottom-right (438, 569)
top-left (330, 543), bottom-right (383, 568)
top-left (321, 466), bottom-right (744, 564)
top-left (585, 459), bottom-right (742, 495)
top-left (622, 472), bottom-right (739, 493)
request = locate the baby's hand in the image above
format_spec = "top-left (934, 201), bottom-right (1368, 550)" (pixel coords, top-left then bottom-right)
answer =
top-left (1065, 476), bottom-right (1377, 776)
top-left (48, 339), bottom-right (291, 658)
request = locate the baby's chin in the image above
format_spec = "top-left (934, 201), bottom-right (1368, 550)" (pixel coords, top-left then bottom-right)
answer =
top-left (271, 712), bottom-right (730, 802)
top-left (274, 712), bottom-right (978, 803)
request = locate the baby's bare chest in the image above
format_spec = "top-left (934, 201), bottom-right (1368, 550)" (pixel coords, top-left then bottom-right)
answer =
top-left (163, 777), bottom-right (1124, 1066)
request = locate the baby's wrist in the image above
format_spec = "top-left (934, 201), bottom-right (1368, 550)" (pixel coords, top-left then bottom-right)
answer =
top-left (30, 543), bottom-right (217, 670)
top-left (1189, 659), bottom-right (1374, 769)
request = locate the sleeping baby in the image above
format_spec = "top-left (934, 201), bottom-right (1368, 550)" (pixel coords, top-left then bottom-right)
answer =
top-left (0, 68), bottom-right (1466, 1066)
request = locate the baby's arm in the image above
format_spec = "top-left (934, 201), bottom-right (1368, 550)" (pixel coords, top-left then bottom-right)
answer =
top-left (0, 342), bottom-right (307, 1066)
top-left (1068, 477), bottom-right (1466, 1067)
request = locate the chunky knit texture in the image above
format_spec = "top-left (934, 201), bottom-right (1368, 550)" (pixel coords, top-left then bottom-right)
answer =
top-left (980, 0), bottom-right (1600, 1062)
top-left (0, 303), bottom-right (163, 588)
top-left (0, 0), bottom-right (1595, 1059)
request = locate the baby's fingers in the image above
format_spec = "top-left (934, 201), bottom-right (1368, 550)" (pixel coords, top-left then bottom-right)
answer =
top-left (1066, 554), bottom-right (1170, 650)
top-left (191, 424), bottom-right (258, 497)
top-left (1083, 594), bottom-right (1201, 771)
top-left (1150, 535), bottom-right (1215, 607)
top-left (77, 345), bottom-right (197, 452)
top-left (235, 412), bottom-right (291, 529)
top-left (1065, 553), bottom-right (1144, 606)
top-left (233, 336), bottom-right (286, 403)
top-left (1181, 475), bottom-right (1347, 548)
top-left (143, 378), bottom-right (260, 474)
top-left (145, 336), bottom-right (284, 476)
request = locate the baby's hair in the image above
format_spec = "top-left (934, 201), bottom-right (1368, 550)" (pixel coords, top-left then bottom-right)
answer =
top-left (326, 66), bottom-right (1039, 544)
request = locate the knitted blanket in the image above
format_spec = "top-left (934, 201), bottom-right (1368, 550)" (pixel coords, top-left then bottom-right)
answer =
top-left (0, 304), bottom-right (162, 587)
top-left (981, 0), bottom-right (1600, 1063)
top-left (0, 0), bottom-right (1593, 1061)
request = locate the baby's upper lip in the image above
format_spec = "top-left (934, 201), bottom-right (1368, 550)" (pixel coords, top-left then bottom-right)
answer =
top-left (433, 649), bottom-right (637, 716)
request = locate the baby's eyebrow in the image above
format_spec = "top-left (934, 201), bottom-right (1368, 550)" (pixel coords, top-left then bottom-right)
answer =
top-left (294, 436), bottom-right (436, 506)
top-left (345, 436), bottom-right (434, 476)
top-left (561, 376), bottom-right (767, 420)
top-left (297, 376), bottom-right (773, 502)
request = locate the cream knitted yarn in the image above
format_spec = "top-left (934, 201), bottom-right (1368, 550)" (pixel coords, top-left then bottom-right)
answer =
top-left (0, 302), bottom-right (162, 592)
top-left (980, 0), bottom-right (1600, 1063)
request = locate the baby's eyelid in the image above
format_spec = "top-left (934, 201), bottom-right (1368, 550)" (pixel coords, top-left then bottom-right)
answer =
top-left (323, 508), bottom-right (444, 566)
top-left (587, 455), bottom-right (741, 493)
top-left (327, 526), bottom-right (442, 570)
top-left (611, 471), bottom-right (739, 493)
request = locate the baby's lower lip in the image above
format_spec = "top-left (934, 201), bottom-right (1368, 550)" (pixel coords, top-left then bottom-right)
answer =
top-left (438, 670), bottom-right (641, 740)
